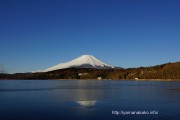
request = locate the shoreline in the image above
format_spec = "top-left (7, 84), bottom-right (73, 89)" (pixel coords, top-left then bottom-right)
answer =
top-left (0, 79), bottom-right (179, 82)
top-left (134, 79), bottom-right (180, 82)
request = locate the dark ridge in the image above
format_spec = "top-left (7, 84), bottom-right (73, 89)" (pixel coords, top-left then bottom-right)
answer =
top-left (0, 62), bottom-right (180, 80)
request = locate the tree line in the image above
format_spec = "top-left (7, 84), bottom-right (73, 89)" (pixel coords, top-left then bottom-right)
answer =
top-left (0, 62), bottom-right (180, 80)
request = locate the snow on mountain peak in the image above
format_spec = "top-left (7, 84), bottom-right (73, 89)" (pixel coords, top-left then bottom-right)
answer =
top-left (34, 55), bottom-right (114, 72)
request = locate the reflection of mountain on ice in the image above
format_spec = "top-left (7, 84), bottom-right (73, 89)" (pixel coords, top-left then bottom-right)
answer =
top-left (34, 55), bottom-right (113, 72)
top-left (76, 100), bottom-right (96, 107)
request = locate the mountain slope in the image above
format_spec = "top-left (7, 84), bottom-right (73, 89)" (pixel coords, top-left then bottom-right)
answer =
top-left (37, 55), bottom-right (113, 72)
top-left (1, 62), bottom-right (180, 80)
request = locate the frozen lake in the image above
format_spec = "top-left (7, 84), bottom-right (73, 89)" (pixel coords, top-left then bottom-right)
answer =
top-left (0, 80), bottom-right (180, 120)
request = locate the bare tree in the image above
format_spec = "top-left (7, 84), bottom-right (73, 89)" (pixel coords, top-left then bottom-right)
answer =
top-left (0, 64), bottom-right (7, 74)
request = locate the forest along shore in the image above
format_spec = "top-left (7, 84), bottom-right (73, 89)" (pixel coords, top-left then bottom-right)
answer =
top-left (0, 62), bottom-right (180, 80)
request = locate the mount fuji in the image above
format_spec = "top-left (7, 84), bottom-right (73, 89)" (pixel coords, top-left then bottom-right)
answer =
top-left (35, 55), bottom-right (114, 72)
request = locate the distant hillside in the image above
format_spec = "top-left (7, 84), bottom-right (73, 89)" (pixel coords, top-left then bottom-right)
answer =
top-left (125, 62), bottom-right (180, 80)
top-left (0, 62), bottom-right (180, 80)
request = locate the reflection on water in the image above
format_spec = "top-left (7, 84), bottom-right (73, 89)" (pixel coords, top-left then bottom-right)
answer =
top-left (67, 100), bottom-right (97, 107)
top-left (0, 80), bottom-right (180, 120)
top-left (69, 80), bottom-right (105, 101)
top-left (76, 100), bottom-right (96, 107)
top-left (53, 80), bottom-right (106, 108)
top-left (62, 80), bottom-right (105, 107)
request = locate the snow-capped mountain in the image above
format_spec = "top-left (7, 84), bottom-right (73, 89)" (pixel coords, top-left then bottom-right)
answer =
top-left (35, 55), bottom-right (114, 72)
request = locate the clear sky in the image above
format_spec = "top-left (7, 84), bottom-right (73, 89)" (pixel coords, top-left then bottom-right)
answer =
top-left (0, 0), bottom-right (180, 73)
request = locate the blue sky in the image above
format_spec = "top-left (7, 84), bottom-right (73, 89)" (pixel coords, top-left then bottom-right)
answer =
top-left (0, 0), bottom-right (180, 73)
